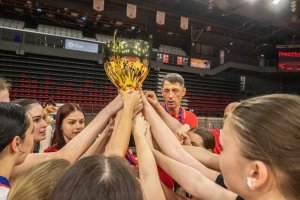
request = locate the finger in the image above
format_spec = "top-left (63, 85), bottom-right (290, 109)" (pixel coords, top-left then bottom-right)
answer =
top-left (175, 134), bottom-right (182, 142)
top-left (137, 87), bottom-right (143, 93)
top-left (140, 91), bottom-right (148, 102)
top-left (119, 90), bottom-right (125, 95)
top-left (147, 97), bottom-right (156, 105)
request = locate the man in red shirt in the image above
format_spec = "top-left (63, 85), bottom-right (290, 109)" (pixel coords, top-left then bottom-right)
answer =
top-left (144, 73), bottom-right (198, 190)
top-left (161, 73), bottom-right (198, 128)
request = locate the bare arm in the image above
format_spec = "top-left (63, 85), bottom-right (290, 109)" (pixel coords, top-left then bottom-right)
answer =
top-left (104, 90), bottom-right (142, 157)
top-left (153, 149), bottom-right (237, 200)
top-left (142, 92), bottom-right (219, 181)
top-left (132, 114), bottom-right (165, 200)
top-left (80, 118), bottom-right (115, 158)
top-left (11, 94), bottom-right (123, 178)
top-left (144, 90), bottom-right (184, 132)
top-left (161, 182), bottom-right (189, 200)
top-left (183, 145), bottom-right (220, 171)
top-left (144, 90), bottom-right (191, 143)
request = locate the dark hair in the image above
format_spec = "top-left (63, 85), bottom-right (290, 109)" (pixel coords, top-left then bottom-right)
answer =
top-left (12, 99), bottom-right (40, 111)
top-left (162, 73), bottom-right (185, 87)
top-left (43, 99), bottom-right (56, 108)
top-left (51, 103), bottom-right (84, 149)
top-left (190, 128), bottom-right (215, 150)
top-left (50, 155), bottom-right (143, 200)
top-left (0, 103), bottom-right (30, 152)
top-left (231, 94), bottom-right (300, 200)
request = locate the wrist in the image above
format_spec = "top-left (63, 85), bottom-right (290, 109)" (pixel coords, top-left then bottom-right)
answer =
top-left (110, 94), bottom-right (123, 112)
top-left (123, 103), bottom-right (135, 111)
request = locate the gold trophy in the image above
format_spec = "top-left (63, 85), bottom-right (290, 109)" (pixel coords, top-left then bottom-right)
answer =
top-left (104, 33), bottom-right (150, 90)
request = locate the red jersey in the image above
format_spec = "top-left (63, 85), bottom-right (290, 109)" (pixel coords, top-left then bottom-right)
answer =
top-left (209, 129), bottom-right (222, 154)
top-left (157, 105), bottom-right (198, 190)
top-left (163, 105), bottom-right (198, 128)
top-left (44, 144), bottom-right (59, 152)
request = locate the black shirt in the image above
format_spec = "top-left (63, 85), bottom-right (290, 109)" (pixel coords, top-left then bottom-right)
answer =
top-left (215, 174), bottom-right (244, 200)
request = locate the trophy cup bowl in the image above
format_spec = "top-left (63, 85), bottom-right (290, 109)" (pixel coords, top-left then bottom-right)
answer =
top-left (104, 40), bottom-right (150, 90)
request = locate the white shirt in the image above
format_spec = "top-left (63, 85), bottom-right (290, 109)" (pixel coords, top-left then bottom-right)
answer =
top-left (0, 187), bottom-right (9, 200)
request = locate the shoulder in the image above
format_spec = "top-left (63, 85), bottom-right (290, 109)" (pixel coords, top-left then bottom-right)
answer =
top-left (183, 109), bottom-right (198, 128)
top-left (185, 110), bottom-right (197, 118)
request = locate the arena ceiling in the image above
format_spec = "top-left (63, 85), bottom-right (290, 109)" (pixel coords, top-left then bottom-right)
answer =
top-left (0, 0), bottom-right (299, 46)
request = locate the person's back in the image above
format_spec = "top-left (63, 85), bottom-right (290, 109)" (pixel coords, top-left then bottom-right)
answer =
top-left (50, 155), bottom-right (143, 200)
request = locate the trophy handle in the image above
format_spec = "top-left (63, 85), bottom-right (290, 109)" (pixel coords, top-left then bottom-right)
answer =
top-left (113, 29), bottom-right (118, 58)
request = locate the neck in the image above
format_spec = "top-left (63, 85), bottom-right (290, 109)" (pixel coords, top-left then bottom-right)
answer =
top-left (0, 157), bottom-right (15, 181)
top-left (246, 189), bottom-right (287, 200)
top-left (63, 135), bottom-right (70, 144)
top-left (168, 106), bottom-right (180, 117)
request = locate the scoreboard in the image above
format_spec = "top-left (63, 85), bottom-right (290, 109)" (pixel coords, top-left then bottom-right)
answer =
top-left (278, 51), bottom-right (300, 72)
top-left (156, 53), bottom-right (189, 66)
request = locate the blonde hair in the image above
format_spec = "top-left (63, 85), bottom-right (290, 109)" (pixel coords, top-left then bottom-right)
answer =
top-left (8, 159), bottom-right (70, 200)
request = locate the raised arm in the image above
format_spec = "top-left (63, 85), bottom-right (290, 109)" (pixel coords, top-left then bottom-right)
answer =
top-left (144, 91), bottom-right (186, 132)
top-left (132, 114), bottom-right (165, 200)
top-left (80, 117), bottom-right (115, 158)
top-left (11, 94), bottom-right (123, 178)
top-left (153, 149), bottom-right (237, 200)
top-left (144, 90), bottom-right (191, 143)
top-left (142, 92), bottom-right (219, 181)
top-left (183, 145), bottom-right (220, 171)
top-left (104, 89), bottom-right (142, 157)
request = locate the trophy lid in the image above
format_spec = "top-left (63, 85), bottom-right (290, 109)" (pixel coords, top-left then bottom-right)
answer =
top-left (104, 39), bottom-right (150, 63)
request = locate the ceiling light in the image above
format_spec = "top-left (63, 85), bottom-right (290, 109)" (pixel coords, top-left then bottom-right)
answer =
top-left (272, 0), bottom-right (280, 5)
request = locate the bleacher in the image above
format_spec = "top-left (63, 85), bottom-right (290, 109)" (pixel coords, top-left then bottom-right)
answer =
top-left (0, 17), bottom-right (241, 117)
top-left (37, 24), bottom-right (83, 39)
top-left (0, 50), bottom-right (158, 114)
top-left (0, 18), bottom-right (25, 29)
top-left (157, 71), bottom-right (239, 117)
top-left (158, 45), bottom-right (186, 56)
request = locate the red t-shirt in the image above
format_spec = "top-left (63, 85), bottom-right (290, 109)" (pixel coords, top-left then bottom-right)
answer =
top-left (163, 105), bottom-right (198, 128)
top-left (209, 129), bottom-right (221, 154)
top-left (44, 144), bottom-right (59, 152)
top-left (157, 105), bottom-right (198, 190)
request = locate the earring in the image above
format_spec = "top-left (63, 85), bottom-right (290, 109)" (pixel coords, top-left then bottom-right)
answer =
top-left (246, 177), bottom-right (253, 189)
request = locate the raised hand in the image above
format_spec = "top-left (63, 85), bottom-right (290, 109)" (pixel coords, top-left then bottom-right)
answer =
top-left (143, 90), bottom-right (160, 108)
top-left (181, 132), bottom-right (192, 146)
top-left (175, 124), bottom-right (191, 144)
top-left (120, 89), bottom-right (142, 110)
